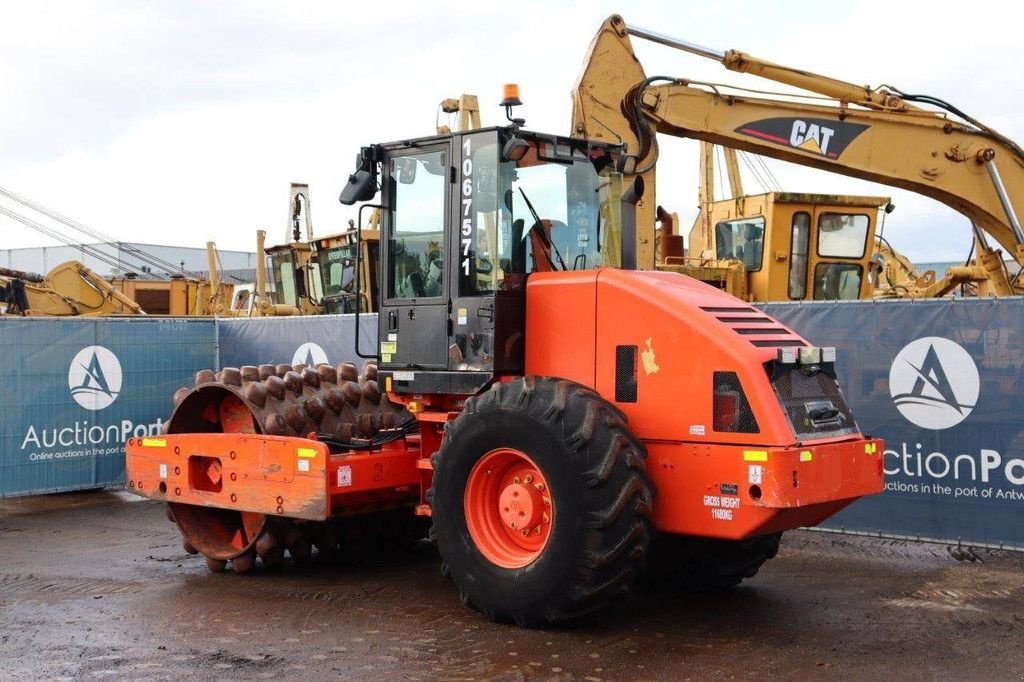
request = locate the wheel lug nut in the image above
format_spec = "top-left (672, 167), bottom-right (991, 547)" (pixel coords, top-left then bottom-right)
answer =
top-left (535, 483), bottom-right (544, 491)
top-left (525, 474), bottom-right (533, 483)
top-left (513, 476), bottom-right (521, 484)
top-left (542, 512), bottom-right (549, 523)
top-left (521, 529), bottom-right (529, 536)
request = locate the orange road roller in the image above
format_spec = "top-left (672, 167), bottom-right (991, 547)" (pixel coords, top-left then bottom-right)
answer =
top-left (126, 125), bottom-right (883, 625)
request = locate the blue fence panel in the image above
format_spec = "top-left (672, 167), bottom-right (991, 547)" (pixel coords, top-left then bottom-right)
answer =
top-left (217, 314), bottom-right (378, 369)
top-left (0, 317), bottom-right (216, 498)
top-left (6, 299), bottom-right (1024, 551)
top-left (762, 298), bottom-right (1024, 549)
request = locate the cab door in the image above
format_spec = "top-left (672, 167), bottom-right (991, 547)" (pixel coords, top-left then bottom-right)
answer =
top-left (448, 131), bottom-right (501, 373)
top-left (379, 143), bottom-right (452, 370)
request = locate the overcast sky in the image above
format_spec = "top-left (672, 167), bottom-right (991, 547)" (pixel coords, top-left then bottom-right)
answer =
top-left (2, 0), bottom-right (1021, 264)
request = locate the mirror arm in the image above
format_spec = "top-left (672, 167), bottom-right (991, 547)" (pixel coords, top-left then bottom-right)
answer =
top-left (354, 203), bottom-right (384, 360)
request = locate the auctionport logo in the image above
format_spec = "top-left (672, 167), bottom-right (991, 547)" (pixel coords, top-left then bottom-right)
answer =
top-left (889, 337), bottom-right (979, 430)
top-left (68, 345), bottom-right (122, 411)
top-left (292, 342), bottom-right (328, 367)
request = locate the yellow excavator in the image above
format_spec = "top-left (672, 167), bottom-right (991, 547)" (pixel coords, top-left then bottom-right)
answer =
top-left (0, 188), bottom-right (233, 316)
top-left (571, 15), bottom-right (1024, 299)
top-left (0, 262), bottom-right (144, 316)
top-left (679, 140), bottom-right (895, 301)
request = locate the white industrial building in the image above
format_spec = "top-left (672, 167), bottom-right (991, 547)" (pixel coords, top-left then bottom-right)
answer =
top-left (0, 242), bottom-right (257, 282)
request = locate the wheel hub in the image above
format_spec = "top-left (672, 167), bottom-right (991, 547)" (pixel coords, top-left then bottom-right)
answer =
top-left (499, 481), bottom-right (544, 530)
top-left (464, 448), bottom-right (554, 568)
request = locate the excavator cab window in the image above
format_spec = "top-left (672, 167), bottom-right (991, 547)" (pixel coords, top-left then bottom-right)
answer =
top-left (788, 212), bottom-right (810, 299)
top-left (322, 246), bottom-right (356, 296)
top-left (813, 263), bottom-right (862, 300)
top-left (318, 240), bottom-right (379, 314)
top-left (817, 213), bottom-right (869, 258)
top-left (269, 251), bottom-right (298, 307)
top-left (715, 217), bottom-right (765, 272)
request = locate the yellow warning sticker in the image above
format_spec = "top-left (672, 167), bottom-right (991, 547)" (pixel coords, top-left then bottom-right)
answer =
top-left (800, 450), bottom-right (813, 462)
top-left (142, 438), bottom-right (166, 448)
top-left (743, 450), bottom-right (768, 462)
top-left (297, 447), bottom-right (317, 459)
top-left (382, 353), bottom-right (392, 363)
top-left (864, 443), bottom-right (878, 454)
top-left (380, 341), bottom-right (397, 354)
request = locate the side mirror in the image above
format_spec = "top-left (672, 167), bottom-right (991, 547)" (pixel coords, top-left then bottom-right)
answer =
top-left (339, 170), bottom-right (377, 205)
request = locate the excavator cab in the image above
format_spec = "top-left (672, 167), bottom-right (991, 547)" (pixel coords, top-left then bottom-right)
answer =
top-left (341, 126), bottom-right (639, 395)
top-left (689, 192), bottom-right (890, 301)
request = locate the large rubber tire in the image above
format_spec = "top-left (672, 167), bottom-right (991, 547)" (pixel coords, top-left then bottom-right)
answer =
top-left (646, 532), bottom-right (782, 590)
top-left (430, 377), bottom-right (654, 626)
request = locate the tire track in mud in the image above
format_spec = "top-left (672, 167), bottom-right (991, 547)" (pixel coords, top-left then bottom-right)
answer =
top-left (0, 573), bottom-right (148, 599)
top-left (885, 578), bottom-right (1024, 615)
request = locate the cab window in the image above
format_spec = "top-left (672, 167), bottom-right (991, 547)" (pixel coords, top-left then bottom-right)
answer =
top-left (388, 150), bottom-right (446, 299)
top-left (715, 216), bottom-right (765, 272)
top-left (320, 246), bottom-right (356, 298)
top-left (789, 212), bottom-right (810, 299)
top-left (270, 252), bottom-right (297, 307)
top-left (817, 213), bottom-right (868, 258)
top-left (813, 263), bottom-right (862, 300)
top-left (459, 134), bottom-right (624, 294)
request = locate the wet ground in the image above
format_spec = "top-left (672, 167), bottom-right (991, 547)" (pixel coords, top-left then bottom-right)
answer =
top-left (1, 491), bottom-right (1021, 681)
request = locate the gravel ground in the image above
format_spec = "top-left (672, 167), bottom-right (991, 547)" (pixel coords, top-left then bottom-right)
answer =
top-left (1, 490), bottom-right (1021, 680)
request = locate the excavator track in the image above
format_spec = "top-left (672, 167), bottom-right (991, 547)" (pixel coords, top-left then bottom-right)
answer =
top-left (162, 360), bottom-right (416, 573)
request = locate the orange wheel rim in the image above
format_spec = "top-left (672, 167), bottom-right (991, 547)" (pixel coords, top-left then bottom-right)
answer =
top-left (464, 448), bottom-right (554, 569)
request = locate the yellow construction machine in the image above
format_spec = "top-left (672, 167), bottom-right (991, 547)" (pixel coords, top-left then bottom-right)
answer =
top-left (0, 262), bottom-right (144, 316)
top-left (244, 97), bottom-right (483, 317)
top-left (571, 15), bottom-right (1024, 300)
top-left (205, 183), bottom-right (385, 317)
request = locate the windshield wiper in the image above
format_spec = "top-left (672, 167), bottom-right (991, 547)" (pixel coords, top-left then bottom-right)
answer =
top-left (518, 187), bottom-right (568, 271)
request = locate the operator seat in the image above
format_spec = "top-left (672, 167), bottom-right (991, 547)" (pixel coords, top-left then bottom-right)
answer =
top-left (398, 258), bottom-right (443, 298)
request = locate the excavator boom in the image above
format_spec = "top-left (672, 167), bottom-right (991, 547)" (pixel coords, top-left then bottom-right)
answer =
top-left (573, 15), bottom-right (1024, 282)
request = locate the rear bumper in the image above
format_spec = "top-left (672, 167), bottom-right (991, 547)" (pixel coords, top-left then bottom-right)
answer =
top-left (647, 437), bottom-right (884, 540)
top-left (125, 433), bottom-right (420, 521)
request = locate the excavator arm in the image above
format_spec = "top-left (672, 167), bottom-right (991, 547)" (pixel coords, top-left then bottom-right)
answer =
top-left (573, 15), bottom-right (1024, 288)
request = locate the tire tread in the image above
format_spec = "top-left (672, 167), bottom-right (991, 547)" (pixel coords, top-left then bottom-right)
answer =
top-left (434, 377), bottom-right (654, 624)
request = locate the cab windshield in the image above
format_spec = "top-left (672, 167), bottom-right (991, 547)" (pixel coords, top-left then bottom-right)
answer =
top-left (319, 244), bottom-right (358, 299)
top-left (318, 241), bottom-right (379, 313)
top-left (459, 133), bottom-right (624, 293)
